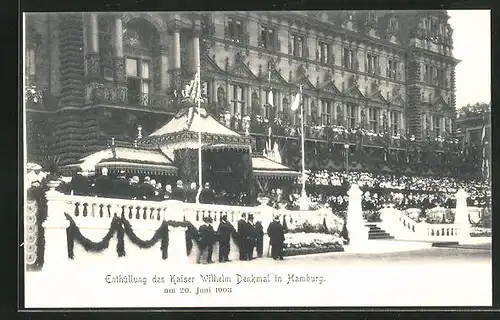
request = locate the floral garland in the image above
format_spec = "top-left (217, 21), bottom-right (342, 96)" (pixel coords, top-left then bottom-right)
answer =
top-left (65, 214), bottom-right (188, 259)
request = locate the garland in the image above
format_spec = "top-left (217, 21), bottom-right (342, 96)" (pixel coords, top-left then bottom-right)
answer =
top-left (65, 213), bottom-right (122, 259)
top-left (65, 214), bottom-right (188, 260)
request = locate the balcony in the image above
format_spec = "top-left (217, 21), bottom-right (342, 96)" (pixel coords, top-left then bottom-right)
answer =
top-left (88, 84), bottom-right (175, 112)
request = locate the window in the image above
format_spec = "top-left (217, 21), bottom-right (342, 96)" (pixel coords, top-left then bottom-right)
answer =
top-left (318, 41), bottom-right (330, 64)
top-left (126, 57), bottom-right (151, 106)
top-left (264, 88), bottom-right (278, 118)
top-left (433, 115), bottom-right (441, 137)
top-left (343, 47), bottom-right (355, 69)
top-left (388, 59), bottom-right (398, 80)
top-left (367, 53), bottom-right (379, 74)
top-left (26, 45), bottom-right (36, 79)
top-left (294, 95), bottom-right (308, 125)
top-left (232, 84), bottom-right (245, 115)
top-left (390, 111), bottom-right (400, 135)
top-left (320, 100), bottom-right (333, 125)
top-left (260, 26), bottom-right (276, 51)
top-left (292, 34), bottom-right (305, 57)
top-left (347, 104), bottom-right (356, 129)
top-left (201, 80), bottom-right (211, 103)
top-left (368, 107), bottom-right (379, 132)
top-left (227, 17), bottom-right (244, 42)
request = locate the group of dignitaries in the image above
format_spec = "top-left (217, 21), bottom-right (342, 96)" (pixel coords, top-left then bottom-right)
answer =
top-left (195, 213), bottom-right (286, 264)
top-left (68, 168), bottom-right (217, 204)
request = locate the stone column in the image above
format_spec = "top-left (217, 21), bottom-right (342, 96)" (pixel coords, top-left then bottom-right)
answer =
top-left (455, 189), bottom-right (471, 244)
top-left (429, 114), bottom-right (434, 136)
top-left (441, 117), bottom-right (446, 136)
top-left (346, 184), bottom-right (367, 245)
top-left (168, 22), bottom-right (181, 91)
top-left (168, 226), bottom-right (188, 264)
top-left (332, 101), bottom-right (337, 123)
top-left (159, 33), bottom-right (170, 93)
top-left (112, 14), bottom-right (127, 102)
top-left (85, 13), bottom-right (100, 82)
top-left (400, 111), bottom-right (405, 134)
top-left (357, 105), bottom-right (362, 127)
top-left (342, 102), bottom-right (347, 126)
top-left (190, 27), bottom-right (201, 73)
top-left (43, 187), bottom-right (70, 271)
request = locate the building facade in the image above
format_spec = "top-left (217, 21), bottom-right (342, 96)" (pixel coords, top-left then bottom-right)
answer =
top-left (25, 11), bottom-right (461, 174)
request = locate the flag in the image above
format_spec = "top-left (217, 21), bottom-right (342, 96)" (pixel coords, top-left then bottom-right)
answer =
top-left (291, 88), bottom-right (301, 112)
top-left (267, 90), bottom-right (274, 107)
top-left (481, 125), bottom-right (488, 178)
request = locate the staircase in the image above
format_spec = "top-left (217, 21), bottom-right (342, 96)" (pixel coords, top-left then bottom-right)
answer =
top-left (366, 223), bottom-right (394, 240)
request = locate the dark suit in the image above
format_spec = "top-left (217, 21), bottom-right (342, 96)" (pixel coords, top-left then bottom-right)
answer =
top-left (267, 220), bottom-right (285, 260)
top-left (246, 221), bottom-right (257, 259)
top-left (171, 187), bottom-right (185, 201)
top-left (254, 221), bottom-right (264, 258)
top-left (198, 223), bottom-right (216, 263)
top-left (237, 218), bottom-right (249, 260)
top-left (217, 220), bottom-right (233, 262)
top-left (113, 178), bottom-right (131, 199)
top-left (200, 188), bottom-right (216, 204)
top-left (70, 174), bottom-right (90, 196)
top-left (139, 183), bottom-right (155, 200)
top-left (94, 175), bottom-right (112, 197)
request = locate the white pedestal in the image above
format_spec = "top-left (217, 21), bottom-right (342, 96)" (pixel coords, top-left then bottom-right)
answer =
top-left (42, 188), bottom-right (70, 271)
top-left (346, 184), bottom-right (368, 246)
top-left (168, 226), bottom-right (188, 264)
top-left (455, 189), bottom-right (471, 244)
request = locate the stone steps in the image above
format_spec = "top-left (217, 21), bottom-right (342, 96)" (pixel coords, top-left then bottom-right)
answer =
top-left (365, 223), bottom-right (395, 240)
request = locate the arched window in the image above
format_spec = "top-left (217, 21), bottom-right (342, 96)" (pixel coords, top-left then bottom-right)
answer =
top-left (25, 28), bottom-right (39, 84)
top-left (123, 19), bottom-right (160, 106)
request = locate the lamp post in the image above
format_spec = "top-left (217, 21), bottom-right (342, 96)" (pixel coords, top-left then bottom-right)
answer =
top-left (344, 143), bottom-right (350, 176)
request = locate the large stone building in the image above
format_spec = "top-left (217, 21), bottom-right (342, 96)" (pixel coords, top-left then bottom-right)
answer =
top-left (25, 11), bottom-right (461, 174)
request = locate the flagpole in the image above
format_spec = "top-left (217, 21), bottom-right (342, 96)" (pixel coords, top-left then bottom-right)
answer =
top-left (299, 85), bottom-right (307, 210)
top-left (197, 65), bottom-right (202, 201)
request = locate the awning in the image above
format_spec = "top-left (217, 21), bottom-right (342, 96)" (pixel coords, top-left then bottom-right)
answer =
top-left (252, 156), bottom-right (300, 180)
top-left (139, 107), bottom-right (253, 151)
top-left (62, 147), bottom-right (178, 176)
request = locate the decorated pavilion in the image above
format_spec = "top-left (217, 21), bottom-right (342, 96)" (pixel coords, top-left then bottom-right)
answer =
top-left (63, 107), bottom-right (300, 201)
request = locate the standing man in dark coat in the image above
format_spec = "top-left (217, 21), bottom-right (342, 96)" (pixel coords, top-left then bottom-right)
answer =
top-left (254, 220), bottom-right (264, 258)
top-left (267, 215), bottom-right (285, 260)
top-left (246, 214), bottom-right (257, 260)
top-left (113, 171), bottom-right (130, 199)
top-left (69, 171), bottom-right (91, 196)
top-left (139, 176), bottom-right (155, 200)
top-left (200, 182), bottom-right (216, 204)
top-left (198, 217), bottom-right (215, 264)
top-left (94, 167), bottom-right (112, 197)
top-left (171, 180), bottom-right (186, 201)
top-left (217, 214), bottom-right (233, 262)
top-left (237, 213), bottom-right (248, 260)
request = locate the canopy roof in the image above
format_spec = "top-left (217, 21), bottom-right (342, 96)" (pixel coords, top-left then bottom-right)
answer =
top-left (62, 147), bottom-right (178, 176)
top-left (252, 155), bottom-right (301, 180)
top-left (139, 107), bottom-right (253, 151)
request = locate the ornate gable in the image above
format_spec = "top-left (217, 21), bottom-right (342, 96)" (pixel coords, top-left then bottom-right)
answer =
top-left (390, 94), bottom-right (405, 106)
top-left (269, 68), bottom-right (288, 85)
top-left (230, 61), bottom-right (257, 79)
top-left (200, 54), bottom-right (224, 74)
top-left (345, 84), bottom-right (365, 100)
top-left (322, 81), bottom-right (341, 95)
top-left (433, 96), bottom-right (450, 112)
top-left (369, 90), bottom-right (386, 103)
top-left (229, 52), bottom-right (257, 79)
top-left (294, 75), bottom-right (316, 90)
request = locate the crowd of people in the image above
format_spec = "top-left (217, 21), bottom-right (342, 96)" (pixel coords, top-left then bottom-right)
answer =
top-left (194, 213), bottom-right (285, 264)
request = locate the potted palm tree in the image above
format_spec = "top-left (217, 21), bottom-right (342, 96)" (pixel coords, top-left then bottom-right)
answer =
top-left (41, 155), bottom-right (62, 190)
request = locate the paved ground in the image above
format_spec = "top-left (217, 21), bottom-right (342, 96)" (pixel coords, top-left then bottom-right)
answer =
top-left (25, 243), bottom-right (492, 308)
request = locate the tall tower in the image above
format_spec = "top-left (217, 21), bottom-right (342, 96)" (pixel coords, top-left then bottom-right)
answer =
top-left (405, 10), bottom-right (460, 140)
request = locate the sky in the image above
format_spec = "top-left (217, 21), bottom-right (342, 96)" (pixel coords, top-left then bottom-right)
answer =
top-left (447, 10), bottom-right (491, 109)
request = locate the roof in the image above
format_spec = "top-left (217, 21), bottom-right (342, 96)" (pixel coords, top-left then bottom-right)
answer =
top-left (63, 147), bottom-right (177, 175)
top-left (149, 107), bottom-right (241, 137)
top-left (140, 107), bottom-right (252, 151)
top-left (252, 156), bottom-right (301, 180)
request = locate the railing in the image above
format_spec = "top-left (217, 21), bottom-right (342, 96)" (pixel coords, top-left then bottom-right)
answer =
top-left (379, 206), bottom-right (468, 242)
top-left (88, 84), bottom-right (174, 111)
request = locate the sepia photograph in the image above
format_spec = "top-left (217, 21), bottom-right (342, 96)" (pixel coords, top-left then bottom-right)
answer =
top-left (22, 10), bottom-right (491, 308)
